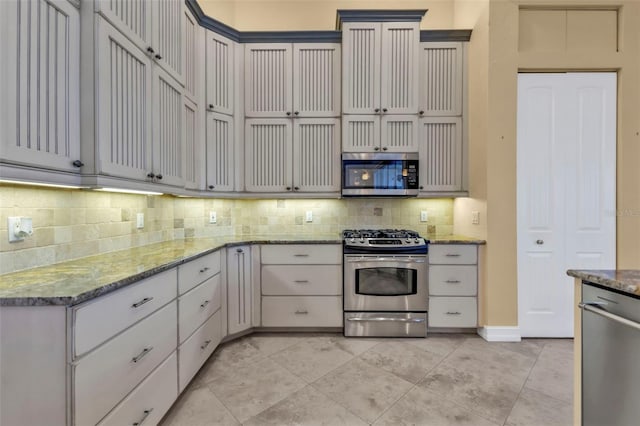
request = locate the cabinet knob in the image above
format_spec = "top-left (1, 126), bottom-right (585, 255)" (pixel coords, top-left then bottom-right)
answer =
top-left (155, 54), bottom-right (162, 60)
top-left (286, 186), bottom-right (292, 191)
top-left (419, 110), bottom-right (424, 115)
top-left (373, 147), bottom-right (380, 151)
top-left (72, 160), bottom-right (84, 168)
top-left (147, 172), bottom-right (155, 179)
top-left (536, 239), bottom-right (544, 245)
top-left (236, 248), bottom-right (243, 253)
top-left (208, 104), bottom-right (214, 109)
top-left (293, 186), bottom-right (299, 191)
top-left (146, 46), bottom-right (155, 54)
top-left (156, 174), bottom-right (163, 180)
top-left (374, 108), bottom-right (380, 113)
top-left (419, 185), bottom-right (424, 190)
top-left (286, 112), bottom-right (291, 116)
top-left (208, 185), bottom-right (214, 190)
top-left (294, 111), bottom-right (299, 115)
top-left (382, 147), bottom-right (388, 151)
top-left (382, 108), bottom-right (388, 113)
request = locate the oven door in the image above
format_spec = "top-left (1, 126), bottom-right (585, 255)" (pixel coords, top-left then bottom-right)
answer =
top-left (344, 255), bottom-right (428, 312)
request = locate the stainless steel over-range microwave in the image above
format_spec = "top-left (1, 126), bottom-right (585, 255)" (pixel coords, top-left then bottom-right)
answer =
top-left (341, 153), bottom-right (419, 197)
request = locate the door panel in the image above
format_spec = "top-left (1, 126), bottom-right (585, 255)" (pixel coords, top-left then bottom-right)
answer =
top-left (206, 112), bottom-right (235, 192)
top-left (152, 68), bottom-right (183, 187)
top-left (342, 115), bottom-right (380, 152)
top-left (419, 117), bottom-right (462, 191)
top-left (205, 31), bottom-right (234, 115)
top-left (380, 22), bottom-right (419, 114)
top-left (244, 119), bottom-right (292, 192)
top-left (420, 42), bottom-right (463, 116)
top-left (293, 44), bottom-right (341, 117)
top-left (94, 0), bottom-right (152, 50)
top-left (244, 44), bottom-right (292, 117)
top-left (381, 115), bottom-right (419, 152)
top-left (342, 23), bottom-right (381, 114)
top-left (293, 118), bottom-right (340, 192)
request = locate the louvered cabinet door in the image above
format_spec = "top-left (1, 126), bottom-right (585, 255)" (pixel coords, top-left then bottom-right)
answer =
top-left (206, 112), bottom-right (235, 192)
top-left (419, 117), bottom-right (462, 191)
top-left (342, 115), bottom-right (380, 153)
top-left (152, 67), bottom-right (184, 187)
top-left (206, 31), bottom-right (234, 115)
top-left (380, 22), bottom-right (420, 114)
top-left (293, 44), bottom-right (341, 117)
top-left (183, 98), bottom-right (203, 190)
top-left (293, 118), bottom-right (340, 192)
top-left (245, 119), bottom-right (293, 192)
top-left (94, 0), bottom-right (152, 51)
top-left (0, 0), bottom-right (80, 172)
top-left (342, 23), bottom-right (381, 114)
top-left (96, 18), bottom-right (152, 181)
top-left (245, 44), bottom-right (292, 118)
top-left (152, 0), bottom-right (183, 84)
top-left (420, 42), bottom-right (463, 116)
top-left (183, 6), bottom-right (204, 105)
top-left (381, 115), bottom-right (419, 153)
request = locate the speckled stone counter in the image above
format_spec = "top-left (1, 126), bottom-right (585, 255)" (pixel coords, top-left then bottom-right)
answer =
top-left (567, 269), bottom-right (640, 298)
top-left (0, 235), bottom-right (341, 307)
top-left (428, 235), bottom-right (486, 245)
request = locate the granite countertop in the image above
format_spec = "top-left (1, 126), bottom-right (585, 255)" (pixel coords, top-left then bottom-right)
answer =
top-left (0, 233), bottom-right (482, 306)
top-left (567, 269), bottom-right (640, 297)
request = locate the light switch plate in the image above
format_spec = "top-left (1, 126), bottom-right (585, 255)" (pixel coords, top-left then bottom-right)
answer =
top-left (420, 211), bottom-right (428, 222)
top-left (136, 213), bottom-right (144, 229)
top-left (305, 211), bottom-right (313, 222)
top-left (209, 211), bottom-right (217, 224)
top-left (472, 211), bottom-right (480, 225)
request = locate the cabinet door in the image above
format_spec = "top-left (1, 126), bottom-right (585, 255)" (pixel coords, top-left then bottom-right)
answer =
top-left (206, 31), bottom-right (234, 115)
top-left (420, 42), bottom-right (463, 116)
top-left (0, 0), bottom-right (80, 172)
top-left (380, 22), bottom-right (420, 114)
top-left (96, 18), bottom-right (153, 181)
top-left (94, 0), bottom-right (152, 51)
top-left (245, 43), bottom-right (292, 118)
top-left (419, 117), bottom-right (462, 191)
top-left (227, 245), bottom-right (252, 335)
top-left (184, 6), bottom-right (205, 106)
top-left (293, 118), bottom-right (340, 192)
top-left (293, 43), bottom-right (341, 117)
top-left (152, 67), bottom-right (184, 187)
top-left (342, 23), bottom-right (381, 115)
top-left (151, 0), bottom-right (183, 84)
top-left (381, 115), bottom-right (419, 153)
top-left (183, 98), bottom-right (203, 190)
top-left (342, 115), bottom-right (380, 153)
top-left (244, 119), bottom-right (293, 192)
top-left (206, 112), bottom-right (235, 192)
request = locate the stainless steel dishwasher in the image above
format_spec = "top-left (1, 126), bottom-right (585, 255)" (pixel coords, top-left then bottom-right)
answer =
top-left (580, 283), bottom-right (640, 426)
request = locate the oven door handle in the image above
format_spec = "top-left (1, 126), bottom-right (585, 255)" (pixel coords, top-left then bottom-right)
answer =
top-left (346, 317), bottom-right (426, 323)
top-left (346, 257), bottom-right (426, 263)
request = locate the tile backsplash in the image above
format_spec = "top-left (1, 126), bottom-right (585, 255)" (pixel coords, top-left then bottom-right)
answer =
top-left (0, 185), bottom-right (452, 274)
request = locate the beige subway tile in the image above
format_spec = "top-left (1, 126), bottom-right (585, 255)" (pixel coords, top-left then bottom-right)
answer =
top-left (35, 227), bottom-right (55, 247)
top-left (54, 209), bottom-right (72, 226)
top-left (69, 209), bottom-right (86, 225)
top-left (0, 251), bottom-right (15, 274)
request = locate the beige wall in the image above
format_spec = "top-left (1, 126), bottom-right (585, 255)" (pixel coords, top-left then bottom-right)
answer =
top-left (198, 0), bottom-right (457, 30)
top-left (0, 185), bottom-right (453, 274)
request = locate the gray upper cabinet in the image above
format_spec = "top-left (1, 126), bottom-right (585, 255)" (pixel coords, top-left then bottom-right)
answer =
top-left (0, 0), bottom-right (81, 173)
top-left (245, 44), bottom-right (292, 118)
top-left (206, 112), bottom-right (235, 192)
top-left (420, 42), bottom-right (463, 116)
top-left (206, 31), bottom-right (235, 116)
top-left (292, 44), bottom-right (341, 117)
top-left (419, 116), bottom-right (463, 192)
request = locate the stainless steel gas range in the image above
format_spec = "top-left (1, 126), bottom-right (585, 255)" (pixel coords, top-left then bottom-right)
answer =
top-left (342, 229), bottom-right (428, 337)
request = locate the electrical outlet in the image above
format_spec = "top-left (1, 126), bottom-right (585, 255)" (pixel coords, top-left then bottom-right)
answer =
top-left (420, 211), bottom-right (428, 222)
top-left (209, 211), bottom-right (217, 224)
top-left (305, 211), bottom-right (313, 222)
top-left (472, 211), bottom-right (480, 225)
top-left (136, 213), bottom-right (144, 229)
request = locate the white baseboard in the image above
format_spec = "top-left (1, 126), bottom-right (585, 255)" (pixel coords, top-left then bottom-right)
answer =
top-left (477, 326), bottom-right (522, 342)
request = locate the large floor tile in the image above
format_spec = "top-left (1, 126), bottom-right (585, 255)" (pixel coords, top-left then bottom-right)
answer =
top-left (524, 340), bottom-right (573, 403)
top-left (404, 334), bottom-right (468, 357)
top-left (312, 358), bottom-right (413, 423)
top-left (359, 340), bottom-right (444, 383)
top-left (191, 337), bottom-right (265, 386)
top-left (373, 386), bottom-right (499, 426)
top-left (244, 332), bottom-right (310, 356)
top-left (505, 387), bottom-right (572, 426)
top-left (244, 385), bottom-right (368, 426)
top-left (160, 386), bottom-right (239, 426)
top-left (206, 357), bottom-right (306, 423)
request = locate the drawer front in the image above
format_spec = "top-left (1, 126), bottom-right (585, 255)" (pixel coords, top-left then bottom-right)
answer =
top-left (73, 268), bottom-right (177, 357)
top-left (429, 244), bottom-right (477, 265)
top-left (178, 310), bottom-right (222, 392)
top-left (261, 244), bottom-right (341, 265)
top-left (178, 274), bottom-right (222, 343)
top-left (262, 265), bottom-right (342, 296)
top-left (262, 296), bottom-right (342, 327)
top-left (97, 352), bottom-right (178, 426)
top-left (74, 302), bottom-right (178, 426)
top-left (429, 265), bottom-right (477, 296)
top-left (178, 250), bottom-right (221, 295)
top-left (429, 297), bottom-right (477, 327)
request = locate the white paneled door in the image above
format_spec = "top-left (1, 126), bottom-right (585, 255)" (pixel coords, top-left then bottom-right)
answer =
top-left (517, 73), bottom-right (616, 337)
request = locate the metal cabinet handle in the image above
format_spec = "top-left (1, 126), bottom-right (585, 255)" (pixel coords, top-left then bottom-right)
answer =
top-left (294, 280), bottom-right (309, 284)
top-left (445, 311), bottom-right (461, 315)
top-left (156, 174), bottom-right (163, 180)
top-left (146, 47), bottom-right (155, 54)
top-left (199, 267), bottom-right (210, 273)
top-left (293, 186), bottom-right (300, 191)
top-left (236, 248), bottom-right (243, 253)
top-left (373, 147), bottom-right (380, 151)
top-left (146, 172), bottom-right (155, 179)
top-left (294, 111), bottom-right (299, 115)
top-left (132, 408), bottom-right (153, 426)
top-left (536, 239), bottom-right (544, 245)
top-left (286, 186), bottom-right (292, 191)
top-left (579, 302), bottom-right (640, 331)
top-left (347, 317), bottom-right (426, 323)
top-left (201, 339), bottom-right (212, 350)
top-left (286, 112), bottom-right (292, 116)
top-left (131, 347), bottom-right (153, 363)
top-left (419, 110), bottom-right (424, 115)
top-left (295, 310), bottom-right (309, 315)
top-left (208, 104), bottom-right (214, 109)
top-left (382, 147), bottom-right (388, 151)
top-left (374, 108), bottom-right (380, 113)
top-left (132, 297), bottom-right (153, 308)
top-left (445, 254), bottom-right (461, 257)
top-left (445, 280), bottom-right (461, 283)
top-left (72, 160), bottom-right (84, 168)
top-left (293, 254), bottom-right (309, 257)
top-left (382, 108), bottom-right (388, 113)
top-left (208, 185), bottom-right (215, 190)
top-left (200, 300), bottom-right (210, 308)
top-left (155, 54), bottom-right (162, 60)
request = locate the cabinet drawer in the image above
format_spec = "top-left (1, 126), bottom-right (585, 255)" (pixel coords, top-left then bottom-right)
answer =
top-left (178, 251), bottom-right (221, 295)
top-left (178, 274), bottom-right (222, 343)
top-left (429, 265), bottom-right (477, 296)
top-left (262, 296), bottom-right (342, 327)
top-left (429, 244), bottom-right (477, 264)
top-left (74, 302), bottom-right (177, 426)
top-left (73, 268), bottom-right (177, 357)
top-left (178, 310), bottom-right (222, 392)
top-left (428, 297), bottom-right (477, 327)
top-left (262, 265), bottom-right (341, 296)
top-left (261, 244), bottom-right (341, 264)
top-left (97, 352), bottom-right (178, 426)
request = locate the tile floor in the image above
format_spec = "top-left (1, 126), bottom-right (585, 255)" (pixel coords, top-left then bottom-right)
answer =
top-left (160, 333), bottom-right (573, 426)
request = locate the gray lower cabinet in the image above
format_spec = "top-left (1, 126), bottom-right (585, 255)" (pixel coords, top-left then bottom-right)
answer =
top-left (428, 244), bottom-right (478, 328)
top-left (227, 245), bottom-right (257, 334)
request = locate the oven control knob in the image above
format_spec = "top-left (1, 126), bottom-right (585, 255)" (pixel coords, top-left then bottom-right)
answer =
top-left (414, 238), bottom-right (420, 243)
top-left (406, 239), bottom-right (411, 243)
top-left (350, 238), bottom-right (355, 243)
